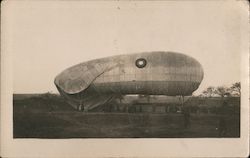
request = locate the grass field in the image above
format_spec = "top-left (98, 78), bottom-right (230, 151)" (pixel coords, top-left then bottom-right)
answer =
top-left (14, 112), bottom-right (240, 138)
top-left (13, 94), bottom-right (240, 138)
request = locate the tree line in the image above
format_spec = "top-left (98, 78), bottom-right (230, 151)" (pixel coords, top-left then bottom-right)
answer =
top-left (199, 82), bottom-right (240, 97)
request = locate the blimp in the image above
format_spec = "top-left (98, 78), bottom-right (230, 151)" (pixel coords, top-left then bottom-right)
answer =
top-left (54, 51), bottom-right (204, 111)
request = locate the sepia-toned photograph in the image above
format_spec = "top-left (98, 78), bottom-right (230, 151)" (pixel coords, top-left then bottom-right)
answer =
top-left (11, 2), bottom-right (241, 139)
top-left (1, 0), bottom-right (249, 157)
top-left (13, 51), bottom-right (241, 138)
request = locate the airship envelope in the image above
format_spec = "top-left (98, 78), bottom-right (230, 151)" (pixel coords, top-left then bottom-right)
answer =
top-left (54, 51), bottom-right (204, 110)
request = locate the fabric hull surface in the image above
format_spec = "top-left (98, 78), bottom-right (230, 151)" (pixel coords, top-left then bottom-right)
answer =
top-left (54, 51), bottom-right (204, 110)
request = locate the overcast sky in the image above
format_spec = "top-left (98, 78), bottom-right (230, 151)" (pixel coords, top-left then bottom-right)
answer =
top-left (3, 1), bottom-right (247, 95)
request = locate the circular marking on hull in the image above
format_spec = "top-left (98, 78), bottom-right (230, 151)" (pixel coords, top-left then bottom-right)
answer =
top-left (135, 58), bottom-right (147, 68)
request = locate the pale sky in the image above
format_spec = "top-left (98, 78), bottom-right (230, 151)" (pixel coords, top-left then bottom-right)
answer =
top-left (3, 1), bottom-right (247, 95)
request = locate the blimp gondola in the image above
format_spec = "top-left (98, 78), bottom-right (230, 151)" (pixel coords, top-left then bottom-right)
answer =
top-left (54, 51), bottom-right (204, 111)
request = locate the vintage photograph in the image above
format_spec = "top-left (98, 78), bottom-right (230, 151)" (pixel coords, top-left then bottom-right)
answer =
top-left (1, 1), bottom-right (249, 157)
top-left (13, 51), bottom-right (240, 138)
top-left (10, 1), bottom-right (243, 139)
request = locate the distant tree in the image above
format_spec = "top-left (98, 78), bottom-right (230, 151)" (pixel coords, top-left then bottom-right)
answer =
top-left (215, 86), bottom-right (230, 98)
top-left (229, 82), bottom-right (241, 96)
top-left (201, 86), bottom-right (216, 97)
top-left (199, 82), bottom-right (240, 98)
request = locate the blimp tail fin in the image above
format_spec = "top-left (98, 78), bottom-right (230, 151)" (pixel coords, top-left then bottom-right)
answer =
top-left (54, 60), bottom-right (120, 95)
